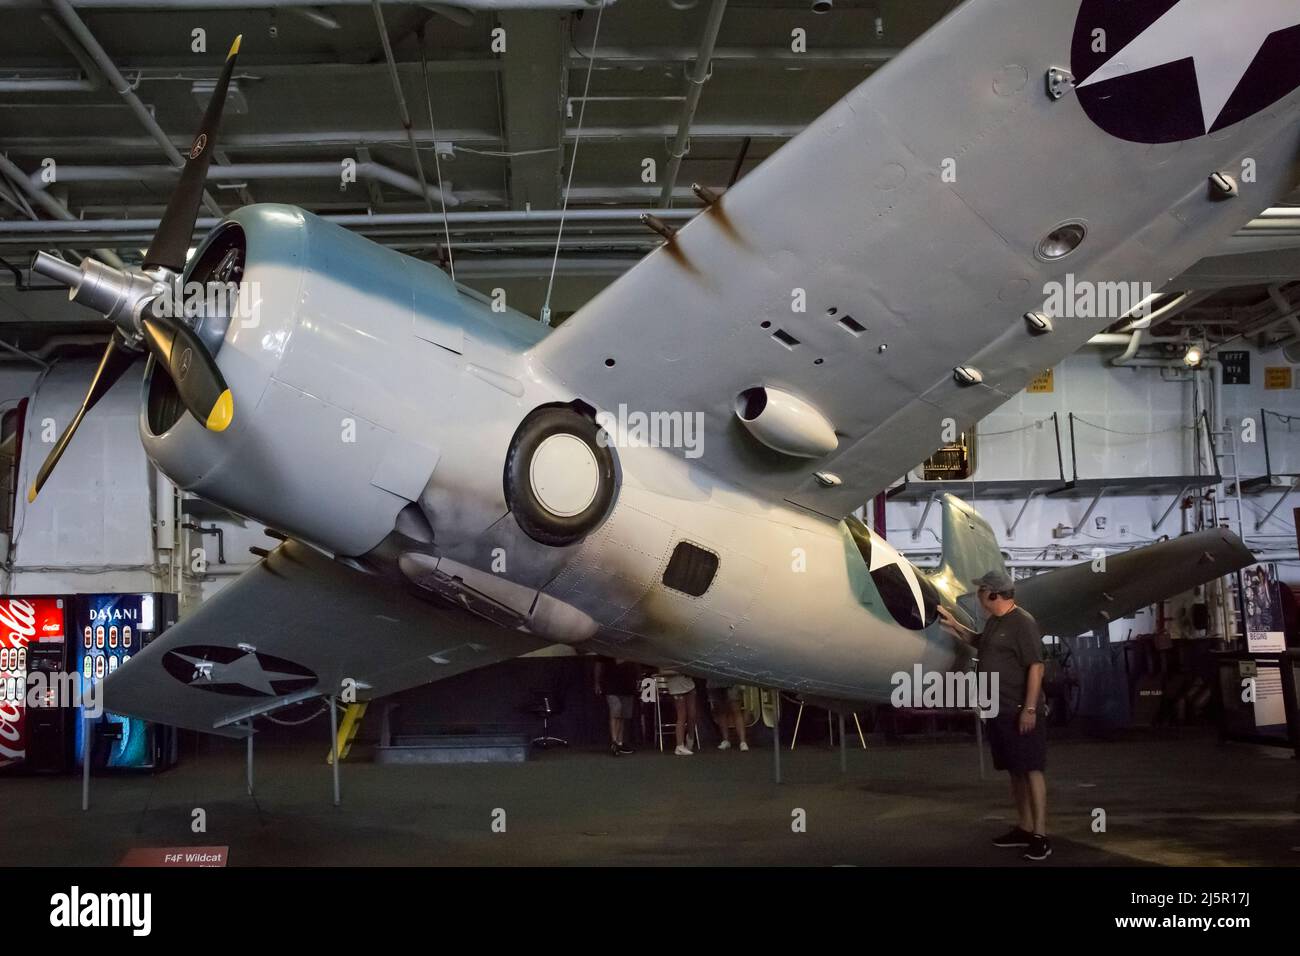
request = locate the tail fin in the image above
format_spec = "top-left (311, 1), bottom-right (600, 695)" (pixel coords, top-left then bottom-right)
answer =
top-left (931, 494), bottom-right (1006, 597)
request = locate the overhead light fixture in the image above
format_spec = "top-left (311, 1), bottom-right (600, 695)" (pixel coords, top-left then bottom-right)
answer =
top-left (812, 0), bottom-right (833, 12)
top-left (1183, 343), bottom-right (1203, 367)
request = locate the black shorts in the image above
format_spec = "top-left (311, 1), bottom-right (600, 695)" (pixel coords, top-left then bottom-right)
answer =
top-left (985, 710), bottom-right (1046, 773)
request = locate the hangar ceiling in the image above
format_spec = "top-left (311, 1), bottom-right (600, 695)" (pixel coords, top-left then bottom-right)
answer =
top-left (0, 0), bottom-right (1298, 351)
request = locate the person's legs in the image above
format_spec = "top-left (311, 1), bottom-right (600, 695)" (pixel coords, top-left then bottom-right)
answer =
top-left (711, 693), bottom-right (730, 742)
top-left (1010, 772), bottom-right (1033, 831)
top-left (1027, 770), bottom-right (1047, 835)
top-left (612, 715), bottom-right (624, 746)
top-left (674, 694), bottom-right (688, 748)
top-left (731, 700), bottom-right (747, 746)
top-left (685, 689), bottom-right (699, 747)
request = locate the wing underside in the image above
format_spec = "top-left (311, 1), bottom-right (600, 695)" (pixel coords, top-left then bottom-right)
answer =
top-left (103, 540), bottom-right (548, 738)
top-left (532, 0), bottom-right (1300, 518)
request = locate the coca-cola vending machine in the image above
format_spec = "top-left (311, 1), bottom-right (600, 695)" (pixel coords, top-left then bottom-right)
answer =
top-left (0, 596), bottom-right (71, 773)
top-left (74, 592), bottom-right (178, 771)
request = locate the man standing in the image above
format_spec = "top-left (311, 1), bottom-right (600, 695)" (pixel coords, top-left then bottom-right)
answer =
top-left (937, 570), bottom-right (1050, 861)
top-left (594, 656), bottom-right (640, 756)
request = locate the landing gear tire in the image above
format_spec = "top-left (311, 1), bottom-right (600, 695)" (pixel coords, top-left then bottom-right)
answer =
top-left (503, 406), bottom-right (617, 547)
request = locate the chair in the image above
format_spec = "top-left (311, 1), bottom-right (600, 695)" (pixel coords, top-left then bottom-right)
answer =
top-left (653, 675), bottom-right (702, 752)
top-left (523, 689), bottom-right (567, 749)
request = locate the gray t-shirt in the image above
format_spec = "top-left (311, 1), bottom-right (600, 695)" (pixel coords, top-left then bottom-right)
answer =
top-left (973, 606), bottom-right (1044, 714)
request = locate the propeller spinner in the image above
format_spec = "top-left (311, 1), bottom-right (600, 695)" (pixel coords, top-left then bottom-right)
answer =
top-left (27, 35), bottom-right (243, 503)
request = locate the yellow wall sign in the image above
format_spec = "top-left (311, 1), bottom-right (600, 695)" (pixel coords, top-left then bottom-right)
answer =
top-left (1027, 369), bottom-right (1054, 393)
top-left (1263, 367), bottom-right (1293, 390)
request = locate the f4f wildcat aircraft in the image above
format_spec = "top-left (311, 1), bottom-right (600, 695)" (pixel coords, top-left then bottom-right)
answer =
top-left (24, 0), bottom-right (1295, 735)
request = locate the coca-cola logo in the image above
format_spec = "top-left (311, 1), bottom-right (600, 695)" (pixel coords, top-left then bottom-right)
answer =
top-left (0, 599), bottom-right (35, 765)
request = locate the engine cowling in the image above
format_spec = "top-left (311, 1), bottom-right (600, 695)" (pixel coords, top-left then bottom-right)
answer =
top-left (140, 204), bottom-right (475, 555)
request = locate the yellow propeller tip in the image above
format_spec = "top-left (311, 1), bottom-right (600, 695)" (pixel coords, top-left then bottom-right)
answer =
top-left (227, 35), bottom-right (243, 59)
top-left (206, 390), bottom-right (234, 432)
top-left (26, 485), bottom-right (37, 504)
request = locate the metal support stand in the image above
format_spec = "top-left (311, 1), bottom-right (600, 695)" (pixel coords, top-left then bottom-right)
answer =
top-left (328, 695), bottom-right (340, 807)
top-left (772, 691), bottom-right (782, 785)
top-left (246, 724), bottom-right (254, 796)
top-left (975, 713), bottom-right (986, 780)
top-left (1006, 489), bottom-right (1041, 539)
top-left (1256, 484), bottom-right (1294, 532)
top-left (838, 713), bottom-right (847, 774)
top-left (1152, 484), bottom-right (1191, 532)
top-left (81, 714), bottom-right (91, 812)
top-left (912, 492), bottom-right (939, 540)
top-left (1072, 486), bottom-right (1109, 536)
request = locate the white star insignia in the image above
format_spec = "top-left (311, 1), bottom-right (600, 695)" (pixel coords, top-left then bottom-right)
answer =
top-left (867, 532), bottom-right (926, 624)
top-left (175, 651), bottom-right (305, 696)
top-left (1079, 0), bottom-right (1300, 134)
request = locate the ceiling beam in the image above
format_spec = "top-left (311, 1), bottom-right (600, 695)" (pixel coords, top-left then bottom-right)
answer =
top-left (496, 10), bottom-right (566, 209)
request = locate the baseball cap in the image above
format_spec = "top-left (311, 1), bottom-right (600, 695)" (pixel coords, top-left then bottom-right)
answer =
top-left (970, 569), bottom-right (1014, 593)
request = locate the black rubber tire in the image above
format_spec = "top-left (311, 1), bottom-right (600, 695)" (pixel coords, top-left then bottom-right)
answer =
top-left (503, 405), bottom-right (618, 547)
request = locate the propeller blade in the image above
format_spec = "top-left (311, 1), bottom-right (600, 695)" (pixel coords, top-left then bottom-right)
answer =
top-left (143, 34), bottom-right (243, 273)
top-left (140, 313), bottom-right (233, 432)
top-left (28, 332), bottom-right (138, 503)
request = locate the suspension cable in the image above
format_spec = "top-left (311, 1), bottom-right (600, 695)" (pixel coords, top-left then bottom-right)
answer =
top-left (419, 30), bottom-right (456, 281)
top-left (541, 4), bottom-right (605, 326)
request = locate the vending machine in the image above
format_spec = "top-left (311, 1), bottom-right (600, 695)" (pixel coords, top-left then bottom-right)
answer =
top-left (0, 596), bottom-right (70, 773)
top-left (73, 592), bottom-right (179, 771)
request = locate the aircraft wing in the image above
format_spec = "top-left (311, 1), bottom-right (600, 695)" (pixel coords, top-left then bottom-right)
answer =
top-left (1015, 529), bottom-right (1255, 638)
top-left (533, 0), bottom-right (1300, 518)
top-left (103, 540), bottom-right (548, 738)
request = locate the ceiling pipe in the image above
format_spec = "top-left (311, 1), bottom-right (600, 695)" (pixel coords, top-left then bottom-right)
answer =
top-left (45, 0), bottom-right (225, 218)
top-left (660, 0), bottom-right (727, 208)
top-left (570, 44), bottom-right (902, 65)
top-left (1103, 289), bottom-right (1213, 365)
top-left (38, 10), bottom-right (104, 88)
top-left (0, 152), bottom-right (125, 268)
top-left (1109, 328), bottom-right (1144, 366)
top-left (5, 0), bottom-right (613, 6)
top-left (1118, 290), bottom-right (1211, 332)
top-left (0, 207), bottom-right (698, 237)
top-left (0, 76), bottom-right (96, 91)
top-left (26, 161), bottom-right (459, 207)
top-left (285, 6), bottom-right (341, 29)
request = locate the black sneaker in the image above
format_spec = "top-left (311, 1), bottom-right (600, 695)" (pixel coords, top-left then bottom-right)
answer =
top-left (616, 743), bottom-right (634, 755)
top-left (1023, 834), bottom-right (1052, 861)
top-left (610, 742), bottom-right (621, 757)
top-left (991, 826), bottom-right (1033, 848)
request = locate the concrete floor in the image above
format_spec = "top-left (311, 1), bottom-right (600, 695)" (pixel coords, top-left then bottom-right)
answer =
top-left (2, 730), bottom-right (1297, 866)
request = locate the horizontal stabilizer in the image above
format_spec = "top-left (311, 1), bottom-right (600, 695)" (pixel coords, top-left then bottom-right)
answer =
top-left (1015, 530), bottom-right (1255, 638)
